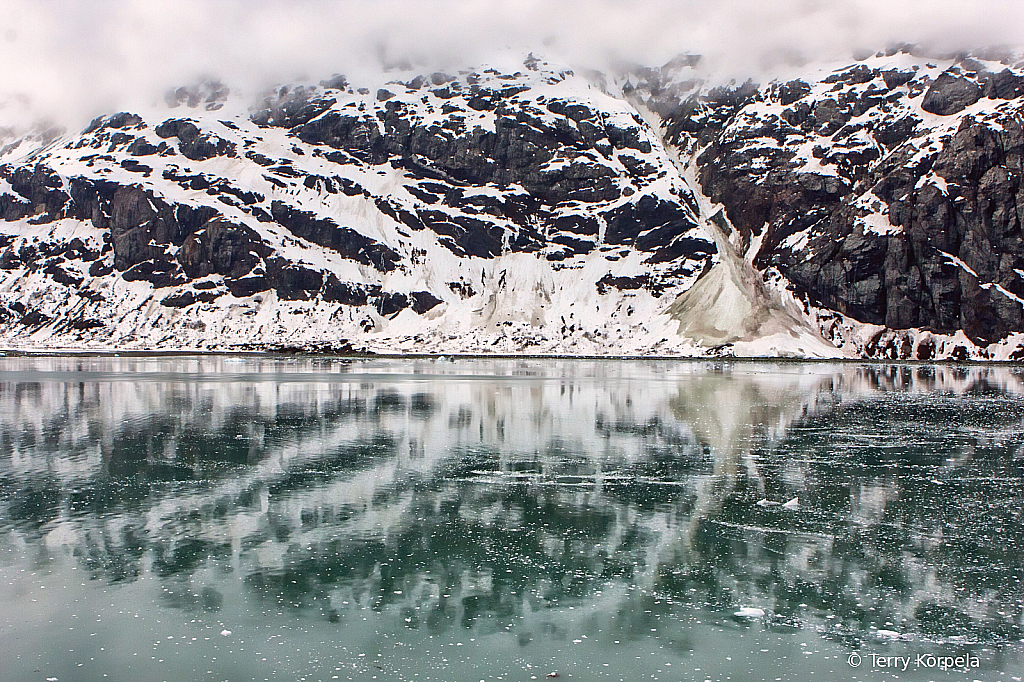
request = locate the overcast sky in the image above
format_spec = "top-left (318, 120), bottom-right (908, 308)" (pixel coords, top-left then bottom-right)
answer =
top-left (1, 0), bottom-right (1021, 128)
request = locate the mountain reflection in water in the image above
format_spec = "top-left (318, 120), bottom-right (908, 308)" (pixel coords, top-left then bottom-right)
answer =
top-left (1, 357), bottom-right (1022, 681)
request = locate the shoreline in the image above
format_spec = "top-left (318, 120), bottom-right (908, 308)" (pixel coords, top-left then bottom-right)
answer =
top-left (0, 347), bottom-right (1021, 367)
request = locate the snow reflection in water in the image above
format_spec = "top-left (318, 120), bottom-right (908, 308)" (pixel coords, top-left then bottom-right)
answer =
top-left (0, 357), bottom-right (1022, 681)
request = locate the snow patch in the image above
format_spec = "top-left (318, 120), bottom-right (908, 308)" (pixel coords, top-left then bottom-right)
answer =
top-left (855, 211), bottom-right (899, 236)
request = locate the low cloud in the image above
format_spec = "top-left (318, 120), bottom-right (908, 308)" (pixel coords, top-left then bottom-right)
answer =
top-left (1, 0), bottom-right (1020, 129)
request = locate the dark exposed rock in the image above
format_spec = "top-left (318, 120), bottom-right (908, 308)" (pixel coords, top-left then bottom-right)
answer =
top-left (983, 69), bottom-right (1024, 100)
top-left (107, 186), bottom-right (220, 272)
top-left (376, 291), bottom-right (409, 317)
top-left (245, 151), bottom-right (275, 166)
top-left (127, 138), bottom-right (159, 156)
top-left (89, 260), bottom-right (114, 277)
top-left (122, 258), bottom-right (188, 288)
top-left (251, 86), bottom-right (335, 128)
top-left (550, 214), bottom-right (597, 236)
top-left (786, 225), bottom-right (890, 324)
top-left (160, 288), bottom-right (222, 307)
top-left (154, 118), bottom-right (235, 160)
top-left (881, 69), bottom-right (915, 90)
top-left (699, 151), bottom-right (847, 257)
top-left (646, 235), bottom-right (718, 265)
top-left (82, 116), bottom-right (105, 135)
top-left (595, 274), bottom-right (650, 294)
top-left (226, 272), bottom-right (269, 297)
top-left (643, 49), bottom-right (1021, 346)
top-left (0, 248), bottom-right (21, 270)
top-left (18, 310), bottom-right (50, 326)
top-left (295, 112), bottom-right (387, 164)
top-left (83, 112), bottom-right (144, 134)
top-left (733, 107), bottom-right (1024, 344)
top-left (0, 187), bottom-right (33, 222)
top-left (467, 95), bottom-right (494, 111)
top-left (66, 176), bottom-right (118, 227)
top-left (155, 119), bottom-right (200, 140)
top-left (921, 72), bottom-right (983, 115)
top-left (874, 115), bottom-right (920, 149)
top-left (65, 237), bottom-right (99, 261)
top-left (409, 291), bottom-right (443, 314)
top-left (109, 185), bottom-right (159, 270)
top-left (268, 163), bottom-right (303, 178)
top-left (161, 168), bottom-right (263, 205)
top-left (120, 159), bottom-right (152, 175)
top-left (269, 201), bottom-right (401, 271)
top-left (550, 233), bottom-right (593, 255)
top-left (604, 195), bottom-right (698, 248)
top-left (823, 64), bottom-right (876, 85)
top-left (43, 260), bottom-right (83, 287)
top-left (303, 174), bottom-right (337, 193)
top-left (265, 259), bottom-right (323, 301)
top-left (447, 280), bottom-right (476, 299)
top-left (416, 209), bottom-right (506, 258)
top-left (925, 116), bottom-right (1024, 341)
top-left (322, 275), bottom-right (378, 306)
top-left (405, 184), bottom-right (438, 204)
top-left (810, 98), bottom-right (850, 135)
top-left (706, 80), bottom-right (759, 108)
top-left (178, 218), bottom-right (268, 281)
top-left (178, 134), bottom-right (236, 162)
top-left (0, 164), bottom-right (70, 222)
top-left (777, 80), bottom-right (811, 105)
top-left (70, 318), bottom-right (105, 330)
top-left (282, 77), bottom-right (709, 267)
top-left (373, 290), bottom-right (441, 316)
top-left (165, 82), bottom-right (229, 109)
top-left (320, 74), bottom-right (348, 90)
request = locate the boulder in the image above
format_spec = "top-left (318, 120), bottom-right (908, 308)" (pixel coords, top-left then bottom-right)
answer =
top-left (921, 72), bottom-right (983, 115)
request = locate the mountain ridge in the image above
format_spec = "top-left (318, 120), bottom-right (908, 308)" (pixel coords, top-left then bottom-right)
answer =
top-left (1, 49), bottom-right (1023, 359)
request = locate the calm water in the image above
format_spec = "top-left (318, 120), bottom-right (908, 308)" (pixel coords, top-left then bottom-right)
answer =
top-left (0, 357), bottom-right (1022, 682)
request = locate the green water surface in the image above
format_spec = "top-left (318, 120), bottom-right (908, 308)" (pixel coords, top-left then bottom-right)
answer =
top-left (0, 357), bottom-right (1022, 682)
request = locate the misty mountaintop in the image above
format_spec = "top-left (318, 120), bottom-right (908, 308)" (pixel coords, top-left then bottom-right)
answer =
top-left (1, 45), bottom-right (1024, 359)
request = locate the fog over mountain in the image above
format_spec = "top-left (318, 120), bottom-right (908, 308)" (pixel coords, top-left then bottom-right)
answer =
top-left (1, 0), bottom-right (1024, 359)
top-left (2, 0), bottom-right (1022, 129)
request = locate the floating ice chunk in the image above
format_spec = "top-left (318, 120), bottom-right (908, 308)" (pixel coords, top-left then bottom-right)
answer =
top-left (734, 607), bottom-right (765, 618)
top-left (782, 497), bottom-right (800, 510)
top-left (220, 629), bottom-right (232, 636)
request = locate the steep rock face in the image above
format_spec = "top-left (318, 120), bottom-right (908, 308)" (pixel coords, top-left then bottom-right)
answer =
top-left (881, 116), bottom-right (1024, 342)
top-left (631, 49), bottom-right (1024, 357)
top-left (254, 70), bottom-right (706, 264)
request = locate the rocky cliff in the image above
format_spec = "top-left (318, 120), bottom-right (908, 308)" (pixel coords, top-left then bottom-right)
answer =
top-left (631, 48), bottom-right (1024, 360)
top-left (1, 49), bottom-right (1023, 359)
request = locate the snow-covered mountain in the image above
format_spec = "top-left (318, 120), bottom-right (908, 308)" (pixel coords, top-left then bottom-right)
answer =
top-left (1, 48), bottom-right (1023, 359)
